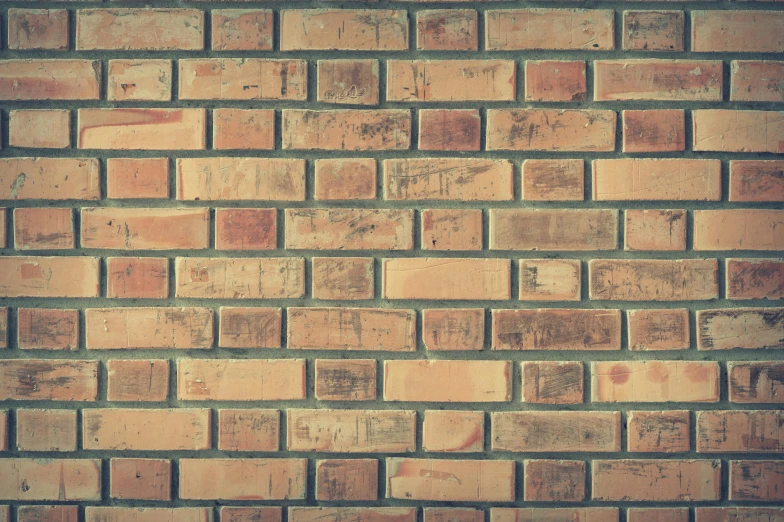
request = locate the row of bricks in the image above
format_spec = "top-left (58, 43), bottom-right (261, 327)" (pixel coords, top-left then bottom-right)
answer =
top-left (1, 357), bottom-right (782, 401)
top-left (1, 8), bottom-right (783, 54)
top-left (0, 456), bottom-right (781, 502)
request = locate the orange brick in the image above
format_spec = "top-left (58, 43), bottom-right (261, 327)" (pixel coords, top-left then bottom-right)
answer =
top-left (593, 460), bottom-right (720, 501)
top-left (492, 309), bottom-right (621, 351)
top-left (314, 159), bottom-right (376, 201)
top-left (727, 258), bottom-right (784, 300)
top-left (417, 10), bottom-right (478, 51)
top-left (698, 308), bottom-right (784, 350)
top-left (0, 210), bottom-right (5, 249)
top-left (730, 161), bottom-right (784, 202)
top-left (291, 509), bottom-right (414, 522)
top-left (178, 359), bottom-right (305, 401)
top-left (213, 109), bottom-right (274, 150)
top-left (0, 158), bottom-right (99, 200)
top-left (286, 208), bottom-right (413, 250)
top-left (215, 208), bottom-right (276, 251)
top-left (318, 59), bottom-right (379, 105)
top-left (384, 158), bottom-right (513, 201)
top-left (178, 158), bottom-right (305, 201)
top-left (83, 408), bottom-right (210, 450)
top-left (0, 360), bottom-right (98, 401)
top-left (730, 460), bottom-right (784, 501)
top-left (0, 308), bottom-right (6, 349)
top-left (487, 109), bottom-right (616, 151)
top-left (16, 409), bottom-right (77, 451)
top-left (592, 361), bottom-right (719, 402)
top-left (418, 109), bottom-right (481, 151)
top-left (524, 460), bottom-right (585, 502)
top-left (521, 361), bottom-right (584, 405)
top-left (315, 359), bottom-right (376, 401)
top-left (180, 459), bottom-right (306, 500)
top-left (486, 9), bottom-right (614, 50)
top-left (730, 362), bottom-right (784, 403)
top-left (288, 308), bottom-right (415, 351)
top-left (18, 308), bottom-right (78, 350)
top-left (422, 209), bottom-right (482, 251)
top-left (623, 110), bottom-right (685, 152)
top-left (0, 459), bottom-right (100, 500)
top-left (14, 208), bottom-right (74, 250)
top-left (219, 307), bottom-right (281, 348)
top-left (218, 409), bottom-right (279, 452)
top-left (628, 411), bottom-right (690, 453)
top-left (387, 458), bottom-right (515, 502)
top-left (76, 9), bottom-right (204, 50)
top-left (525, 60), bottom-right (586, 102)
top-left (82, 207), bottom-right (208, 250)
top-left (522, 159), bottom-right (584, 201)
top-left (17, 506), bottom-right (78, 522)
top-left (491, 509), bottom-right (618, 522)
top-left (179, 59), bottom-right (307, 101)
top-left (596, 60), bottom-right (721, 100)
top-left (698, 410), bottom-right (784, 453)
top-left (694, 210), bottom-right (784, 250)
top-left (0, 60), bottom-right (100, 100)
top-left (282, 110), bottom-right (411, 150)
top-left (695, 508), bottom-right (784, 522)
top-left (312, 257), bottom-right (374, 300)
top-left (383, 258), bottom-right (511, 300)
top-left (316, 460), bottom-right (378, 501)
top-left (281, 10), bottom-right (408, 51)
top-left (8, 9), bottom-right (68, 50)
top-left (106, 158), bottom-right (169, 199)
top-left (77, 108), bottom-right (206, 150)
top-left (85, 307), bottom-right (213, 349)
top-left (519, 259), bottom-right (581, 301)
top-left (388, 60), bottom-right (515, 101)
top-left (589, 259), bottom-right (718, 301)
top-left (288, 409), bottom-right (415, 452)
top-left (175, 257), bottom-right (304, 299)
top-left (623, 11), bottom-right (684, 51)
top-left (422, 410), bottom-right (484, 452)
top-left (384, 360), bottom-right (511, 402)
top-left (212, 9), bottom-right (272, 51)
top-left (422, 308), bottom-right (484, 351)
top-left (9, 110), bottom-right (70, 148)
top-left (107, 360), bottom-right (169, 402)
top-left (625, 209), bottom-right (686, 251)
top-left (693, 110), bottom-right (784, 153)
top-left (107, 60), bottom-right (172, 102)
top-left (628, 509), bottom-right (688, 522)
top-left (106, 257), bottom-right (169, 299)
top-left (731, 61), bottom-right (784, 102)
top-left (628, 309), bottom-right (690, 351)
top-left (425, 509), bottom-right (483, 522)
top-left (594, 159), bottom-right (720, 200)
top-left (85, 508), bottom-right (213, 522)
top-left (490, 209), bottom-right (618, 251)
top-left (0, 257), bottom-right (100, 298)
top-left (110, 458), bottom-right (171, 500)
top-left (692, 11), bottom-right (784, 53)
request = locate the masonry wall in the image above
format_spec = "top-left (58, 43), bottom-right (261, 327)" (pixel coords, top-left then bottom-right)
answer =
top-left (0, 0), bottom-right (783, 520)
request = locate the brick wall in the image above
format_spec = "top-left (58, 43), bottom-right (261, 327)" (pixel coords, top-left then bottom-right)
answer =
top-left (0, 0), bottom-right (783, 520)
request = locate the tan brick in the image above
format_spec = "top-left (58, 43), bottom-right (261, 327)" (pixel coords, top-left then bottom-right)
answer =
top-left (692, 11), bottom-right (784, 53)
top-left (76, 9), bottom-right (204, 50)
top-left (384, 158), bottom-right (513, 201)
top-left (729, 362), bottom-right (784, 403)
top-left (315, 359), bottom-right (376, 401)
top-left (384, 360), bottom-right (511, 402)
top-left (177, 158), bottom-right (305, 201)
top-left (18, 308), bottom-right (79, 350)
top-left (731, 61), bottom-right (784, 102)
top-left (423, 411), bottom-right (484, 453)
top-left (519, 259), bottom-right (581, 301)
top-left (693, 110), bottom-right (784, 153)
top-left (0, 158), bottom-right (98, 201)
top-left (525, 61), bottom-right (586, 102)
top-left (290, 509), bottom-right (414, 522)
top-left (283, 109), bottom-right (411, 150)
top-left (695, 508), bottom-right (784, 522)
top-left (425, 509), bottom-right (483, 522)
top-left (312, 257), bottom-right (373, 300)
top-left (383, 258), bottom-right (511, 300)
top-left (0, 360), bottom-right (98, 401)
top-left (387, 458), bottom-right (515, 502)
top-left (281, 10), bottom-right (408, 51)
top-left (694, 210), bottom-right (784, 250)
top-left (316, 460), bottom-right (378, 501)
top-left (82, 207), bottom-right (208, 250)
top-left (77, 108), bottom-right (206, 150)
top-left (730, 460), bottom-right (784, 501)
top-left (0, 257), bottom-right (99, 298)
top-left (213, 109), bottom-right (274, 150)
top-left (8, 9), bottom-right (68, 50)
top-left (175, 257), bottom-right (304, 299)
top-left (521, 361), bottom-right (584, 405)
top-left (730, 161), bottom-right (784, 202)
top-left (288, 409), bottom-right (415, 453)
top-left (491, 509), bottom-right (619, 522)
top-left (17, 506), bottom-right (78, 522)
top-left (418, 109), bottom-right (481, 151)
top-left (16, 409), bottom-right (77, 451)
top-left (179, 459), bottom-right (306, 500)
top-left (622, 110), bottom-right (686, 152)
top-left (422, 209), bottom-right (483, 251)
top-left (9, 110), bottom-right (70, 148)
top-left (417, 10), bottom-right (477, 51)
top-left (288, 308), bottom-right (415, 351)
top-left (388, 60), bottom-right (515, 101)
top-left (106, 257), bottom-right (169, 299)
top-left (593, 361), bottom-right (719, 402)
top-left (698, 411), bottom-right (784, 452)
top-left (589, 259), bottom-right (718, 301)
top-left (595, 60), bottom-right (721, 100)
top-left (492, 309), bottom-right (621, 351)
top-left (628, 309), bottom-right (690, 351)
top-left (85, 308), bottom-right (213, 349)
top-left (83, 409), bottom-right (210, 450)
top-left (212, 9), bottom-right (272, 51)
top-left (490, 209), bottom-right (618, 251)
top-left (0, 60), bottom-right (100, 100)
top-left (594, 460), bottom-right (720, 501)
top-left (106, 158), bottom-right (169, 199)
top-left (110, 458), bottom-right (171, 500)
top-left (218, 307), bottom-right (281, 349)
top-left (486, 9), bottom-right (614, 50)
top-left (85, 508), bottom-right (214, 522)
top-left (107, 360), bottom-right (169, 402)
top-left (698, 308), bottom-right (784, 350)
top-left (0, 459), bottom-right (100, 500)
top-left (524, 460), bottom-right (585, 502)
top-left (0, 309), bottom-right (6, 349)
top-left (593, 159), bottom-right (721, 200)
top-left (628, 411), bottom-right (690, 453)
top-left (623, 11), bottom-right (684, 51)
top-left (318, 59), bottom-right (379, 105)
top-left (178, 359), bottom-right (305, 401)
top-left (286, 208), bottom-right (413, 250)
top-left (727, 258), bottom-right (784, 300)
top-left (422, 308), bottom-right (484, 351)
top-left (107, 60), bottom-right (172, 101)
top-left (314, 159), bottom-right (376, 201)
top-left (487, 109), bottom-right (616, 151)
top-left (14, 208), bottom-right (73, 250)
top-left (522, 159), bottom-right (584, 201)
top-left (625, 209), bottom-right (686, 251)
top-left (628, 509), bottom-right (688, 522)
top-left (179, 59), bottom-right (306, 101)
top-left (218, 409), bottom-right (279, 452)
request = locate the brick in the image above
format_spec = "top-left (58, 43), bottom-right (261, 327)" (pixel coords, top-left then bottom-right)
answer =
top-left (106, 257), bottom-right (169, 299)
top-left (0, 309), bottom-right (6, 349)
top-left (82, 207), bottom-right (208, 250)
top-left (14, 208), bottom-right (74, 250)
top-left (179, 59), bottom-right (307, 100)
top-left (417, 10), bottom-right (478, 51)
top-left (490, 209), bottom-right (617, 251)
top-left (178, 359), bottom-right (305, 401)
top-left (425, 509), bottom-right (483, 522)
top-left (178, 158), bottom-right (305, 201)
top-left (175, 257), bottom-right (304, 299)
top-left (107, 360), bottom-right (169, 402)
top-left (316, 460), bottom-right (378, 501)
top-left (698, 308), bottom-right (784, 350)
top-left (0, 257), bottom-right (99, 298)
top-left (521, 361), bottom-right (584, 405)
top-left (223, 507), bottom-right (281, 522)
top-left (422, 309), bottom-right (484, 351)
top-left (0, 459), bottom-right (100, 500)
top-left (693, 110), bottom-right (784, 153)
top-left (486, 9), bottom-right (614, 50)
top-left (313, 257), bottom-right (374, 300)
top-left (281, 10), bottom-right (408, 50)
top-left (83, 408), bottom-right (210, 450)
top-left (422, 209), bottom-right (482, 251)
top-left (179, 459), bottom-right (306, 500)
top-left (107, 158), bottom-right (169, 199)
top-left (522, 159), bottom-right (584, 201)
top-left (384, 158), bottom-right (513, 201)
top-left (695, 508), bottom-right (784, 522)
top-left (727, 258), bottom-right (784, 300)
top-left (18, 308), bottom-right (78, 350)
top-left (288, 308), bottom-right (415, 351)
top-left (623, 11), bottom-right (684, 51)
top-left (9, 110), bottom-right (70, 148)
top-left (730, 362), bottom-right (784, 403)
top-left (695, 210), bottom-right (784, 250)
top-left (524, 460), bottom-right (585, 502)
top-left (692, 11), bottom-right (784, 53)
top-left (699, 410), bottom-right (784, 452)
top-left (387, 458), bottom-right (515, 502)
top-left (282, 110), bottom-right (411, 150)
top-left (593, 159), bottom-right (721, 201)
top-left (730, 461), bottom-right (784, 501)
top-left (85, 307), bottom-right (213, 349)
top-left (592, 460), bottom-right (720, 501)
top-left (622, 110), bottom-right (686, 152)
top-left (17, 506), bottom-right (78, 522)
top-left (290, 509), bottom-right (414, 522)
top-left (107, 60), bottom-right (172, 101)
top-left (77, 108), bottom-right (206, 150)
top-left (0, 60), bottom-right (100, 100)
top-left (315, 359), bottom-right (376, 401)
top-left (628, 309), bottom-right (690, 351)
top-left (0, 211), bottom-right (5, 249)
top-left (625, 209), bottom-right (686, 251)
top-left (0, 360), bottom-right (98, 401)
top-left (628, 411), bottom-right (690, 453)
top-left (589, 259), bottom-right (718, 301)
top-left (384, 360), bottom-right (511, 402)
top-left (0, 506), bottom-right (6, 522)
top-left (383, 258), bottom-right (511, 300)
top-left (8, 9), bottom-right (68, 50)
top-left (418, 109), bottom-right (481, 151)
top-left (16, 409), bottom-right (77, 451)
top-left (215, 208), bottom-right (276, 251)
top-left (76, 9), bottom-right (204, 50)
top-left (487, 109), bottom-right (616, 151)
top-left (731, 61), bottom-right (784, 102)
top-left (0, 158), bottom-right (99, 201)
top-left (593, 361), bottom-right (719, 402)
top-left (730, 161), bottom-right (784, 202)
top-left (314, 159), bottom-right (376, 200)
top-left (318, 59), bottom-right (379, 105)
top-left (525, 61), bottom-right (587, 102)
top-left (288, 409), bottom-right (415, 452)
top-left (422, 410), bottom-right (483, 452)
top-left (491, 509), bottom-right (619, 522)
top-left (492, 309), bottom-right (621, 351)
top-left (110, 458), bottom-right (171, 500)
top-left (85, 508), bottom-right (214, 522)
top-left (286, 208), bottom-right (413, 250)
top-left (628, 509), bottom-right (688, 522)
top-left (219, 307), bottom-right (281, 348)
top-left (388, 60), bottom-right (515, 102)
top-left (519, 259), bottom-right (581, 301)
top-left (218, 409), bottom-right (279, 451)
top-left (212, 9), bottom-right (272, 51)
top-left (213, 109), bottom-right (274, 150)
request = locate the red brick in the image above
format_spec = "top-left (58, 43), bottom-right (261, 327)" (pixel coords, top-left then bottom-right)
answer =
top-left (9, 110), bottom-right (70, 148)
top-left (85, 508), bottom-right (213, 522)
top-left (0, 360), bottom-right (98, 401)
top-left (107, 60), bottom-right (172, 102)
top-left (106, 158), bottom-right (169, 199)
top-left (0, 459), bottom-right (101, 500)
top-left (218, 409), bottom-right (279, 451)
top-left (179, 459), bottom-right (306, 500)
top-left (384, 360), bottom-right (511, 402)
top-left (282, 110), bottom-right (411, 150)
top-left (417, 10), bottom-right (478, 51)
top-left (177, 158), bottom-right (306, 201)
top-left (593, 361), bottom-right (720, 402)
top-left (521, 159), bottom-right (584, 201)
top-left (525, 61), bottom-right (586, 102)
top-left (215, 208), bottom-right (276, 251)
top-left (83, 408), bottom-right (210, 450)
top-left (8, 9), bottom-right (68, 50)
top-left (281, 10), bottom-right (408, 51)
top-left (383, 258), bottom-right (511, 300)
top-left (77, 108), bottom-right (206, 150)
top-left (291, 509), bottom-right (414, 522)
top-left (17, 506), bottom-right (78, 522)
top-left (16, 409), bottom-right (77, 451)
top-left (698, 308), bottom-right (784, 350)
top-left (110, 458), bottom-right (171, 500)
top-left (596, 60), bottom-right (721, 100)
top-left (422, 308), bottom-right (484, 351)
top-left (623, 11), bottom-right (684, 51)
top-left (76, 9), bottom-right (204, 50)
top-left (387, 458), bottom-right (515, 502)
top-left (590, 259), bottom-right (718, 301)
top-left (286, 208), bottom-right (413, 250)
top-left (106, 257), bottom-right (169, 299)
top-left (628, 411), bottom-right (690, 453)
top-left (625, 209), bottom-right (686, 251)
top-left (0, 257), bottom-right (100, 298)
top-left (593, 460), bottom-right (720, 501)
top-left (524, 460), bottom-right (585, 502)
top-left (318, 59), bottom-right (379, 105)
top-left (422, 209), bottom-right (482, 251)
top-left (313, 257), bottom-right (374, 300)
top-left (388, 60), bottom-right (515, 101)
top-left (692, 11), bottom-right (784, 53)
top-left (486, 9), bottom-right (614, 50)
top-left (487, 109), bottom-right (616, 151)
top-left (627, 309), bottom-right (690, 351)
top-left (491, 509), bottom-right (618, 522)
top-left (693, 110), bottom-right (784, 153)
top-left (384, 158), bottom-right (513, 201)
top-left (422, 410), bottom-right (484, 453)
top-left (0, 60), bottom-right (100, 100)
top-left (82, 207), bottom-right (209, 250)
top-left (730, 161), bottom-right (784, 202)
top-left (219, 307), bottom-right (281, 348)
top-left (492, 309), bottom-right (621, 351)
top-left (731, 61), bottom-right (784, 102)
top-left (519, 259), bottom-right (581, 301)
top-left (594, 159), bottom-right (720, 201)
top-left (730, 460), bottom-right (784, 501)
top-left (14, 208), bottom-right (74, 250)
top-left (213, 109), bottom-right (274, 150)
top-left (698, 410), bottom-right (784, 452)
top-left (695, 508), bottom-right (784, 522)
top-left (85, 307), bottom-right (213, 349)
top-left (425, 509), bottom-right (482, 522)
top-left (418, 109), bottom-right (481, 151)
top-left (490, 209), bottom-right (618, 251)
top-left (178, 359), bottom-right (305, 401)
top-left (175, 257), bottom-right (303, 299)
top-left (628, 509), bottom-right (688, 522)
top-left (727, 258), bottom-right (784, 300)
top-left (622, 110), bottom-right (686, 152)
top-left (729, 362), bottom-right (784, 403)
top-left (315, 359), bottom-right (376, 401)
top-left (521, 361), bottom-right (584, 405)
top-left (107, 360), bottom-right (169, 402)
top-left (212, 9), bottom-right (272, 51)
top-left (288, 409), bottom-right (415, 452)
top-left (288, 308), bottom-right (415, 351)
top-left (18, 308), bottom-right (78, 350)
top-left (314, 159), bottom-right (376, 200)
top-left (179, 59), bottom-right (307, 101)
top-left (316, 459), bottom-right (378, 501)
top-left (694, 210), bottom-right (784, 250)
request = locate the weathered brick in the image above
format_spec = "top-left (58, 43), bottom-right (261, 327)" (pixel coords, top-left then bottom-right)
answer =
top-left (215, 208), bottom-right (276, 251)
top-left (589, 259), bottom-right (718, 301)
top-left (9, 109), bottom-right (70, 149)
top-left (0, 60), bottom-right (100, 100)
top-left (318, 59), bottom-right (379, 105)
top-left (628, 411), bottom-right (690, 453)
top-left (175, 257), bottom-right (303, 299)
top-left (290, 509), bottom-right (414, 522)
top-left (692, 11), bottom-right (784, 53)
top-left (212, 9), bottom-right (272, 51)
top-left (313, 257), bottom-right (374, 300)
top-left (315, 359), bottom-right (376, 401)
top-left (524, 460), bottom-right (585, 502)
top-left (593, 361), bottom-right (720, 402)
top-left (628, 309), bottom-right (690, 351)
top-left (16, 409), bottom-right (77, 451)
top-left (213, 109), bottom-right (274, 150)
top-left (595, 59), bottom-right (721, 100)
top-left (0, 257), bottom-right (100, 298)
top-left (82, 207), bottom-right (208, 250)
top-left (731, 61), bottom-right (784, 102)
top-left (282, 110), bottom-right (411, 150)
top-left (525, 61), bottom-right (586, 102)
top-left (76, 9), bottom-right (204, 50)
top-left (288, 409), bottom-right (415, 452)
top-left (314, 159), bottom-right (376, 200)
top-left (698, 410), bottom-right (784, 452)
top-left (219, 307), bottom-right (281, 348)
top-left (77, 108), bottom-right (206, 150)
top-left (418, 109), bottom-right (481, 151)
top-left (593, 159), bottom-right (721, 200)
top-left (422, 411), bottom-right (484, 453)
top-left (729, 161), bottom-right (784, 202)
top-left (487, 109), bottom-right (616, 151)
top-left (417, 10), bottom-right (478, 51)
top-left (491, 509), bottom-right (619, 522)
top-left (107, 158), bottom-right (169, 199)
top-left (281, 10), bottom-right (408, 51)
top-left (492, 309), bottom-right (621, 351)
top-left (694, 210), bottom-right (784, 250)
top-left (85, 508), bottom-right (214, 522)
top-left (490, 209), bottom-right (618, 251)
top-left (179, 459), bottom-right (306, 500)
top-left (623, 11), bottom-right (684, 51)
top-left (384, 360), bottom-right (511, 402)
top-left (14, 208), bottom-right (74, 250)
top-left (729, 362), bottom-right (784, 403)
top-left (425, 509), bottom-right (483, 522)
top-left (384, 158), bottom-right (513, 201)
top-left (695, 508), bottom-right (784, 522)
top-left (383, 258), bottom-right (510, 300)
top-left (625, 209), bottom-right (686, 251)
top-left (0, 460), bottom-right (101, 500)
top-left (17, 506), bottom-right (78, 522)
top-left (288, 308), bottom-right (415, 351)
top-left (107, 60), bottom-right (172, 101)
top-left (286, 208), bottom-right (413, 250)
top-left (492, 411), bottom-right (621, 452)
top-left (8, 9), bottom-right (68, 50)
top-left (519, 259), bottom-right (581, 301)
top-left (727, 258), bottom-right (784, 300)
top-left (316, 460), bottom-right (378, 501)
top-left (730, 460), bottom-right (784, 501)
top-left (486, 9), bottom-right (614, 50)
top-left (422, 209), bottom-right (482, 251)
top-left (106, 360), bottom-right (169, 402)
top-left (622, 110), bottom-right (686, 152)
top-left (110, 458), bottom-right (171, 500)
top-left (178, 359), bottom-right (305, 401)
top-left (0, 360), bottom-right (98, 401)
top-left (521, 361), bottom-right (584, 405)
top-left (18, 308), bottom-right (78, 350)
top-left (698, 308), bottom-right (784, 350)
top-left (179, 59), bottom-right (307, 100)
top-left (422, 308), bottom-right (484, 351)
top-left (106, 257), bottom-right (169, 299)
top-left (387, 458), bottom-right (515, 502)
top-left (0, 309), bottom-right (6, 349)
top-left (693, 110), bottom-right (784, 153)
top-left (177, 158), bottom-right (305, 201)
top-left (83, 408), bottom-right (210, 450)
top-left (85, 308), bottom-right (213, 349)
top-left (628, 509), bottom-right (688, 522)
top-left (0, 158), bottom-right (99, 200)
top-left (218, 409), bottom-right (279, 451)
top-left (388, 60), bottom-right (515, 101)
top-left (593, 460), bottom-right (720, 501)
